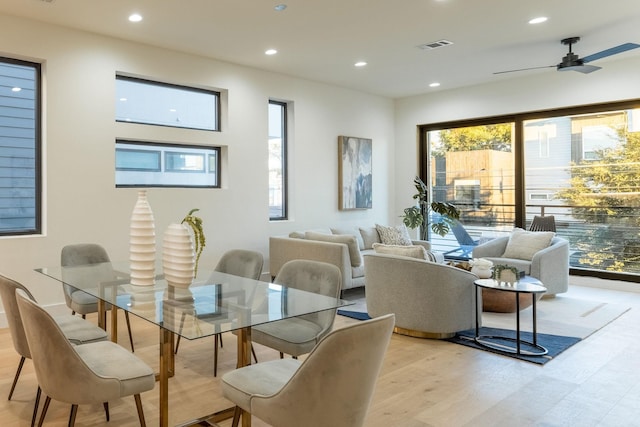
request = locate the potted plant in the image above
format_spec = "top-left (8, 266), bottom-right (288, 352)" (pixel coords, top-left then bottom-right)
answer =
top-left (402, 176), bottom-right (460, 240)
top-left (181, 208), bottom-right (206, 275)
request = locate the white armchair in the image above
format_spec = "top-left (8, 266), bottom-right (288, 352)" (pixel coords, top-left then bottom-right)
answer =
top-left (472, 235), bottom-right (569, 295)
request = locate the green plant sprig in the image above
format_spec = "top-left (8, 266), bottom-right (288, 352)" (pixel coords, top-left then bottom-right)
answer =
top-left (181, 208), bottom-right (206, 276)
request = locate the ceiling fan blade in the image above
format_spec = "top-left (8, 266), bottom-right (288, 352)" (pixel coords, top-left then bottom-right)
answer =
top-left (493, 65), bottom-right (555, 75)
top-left (574, 64), bottom-right (602, 74)
top-left (582, 42), bottom-right (640, 63)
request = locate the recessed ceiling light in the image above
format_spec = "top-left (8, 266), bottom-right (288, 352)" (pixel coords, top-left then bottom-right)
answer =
top-left (529, 16), bottom-right (547, 24)
top-left (119, 97), bottom-right (127, 102)
top-left (11, 87), bottom-right (21, 92)
top-left (129, 13), bottom-right (143, 23)
top-left (429, 82), bottom-right (441, 88)
top-left (265, 49), bottom-right (278, 55)
top-left (274, 4), bottom-right (287, 11)
top-left (354, 61), bottom-right (367, 67)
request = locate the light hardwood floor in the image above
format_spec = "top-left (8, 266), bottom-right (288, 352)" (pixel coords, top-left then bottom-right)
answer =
top-left (1, 277), bottom-right (639, 427)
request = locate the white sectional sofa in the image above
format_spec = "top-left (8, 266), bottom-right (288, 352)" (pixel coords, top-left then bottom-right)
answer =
top-left (269, 225), bottom-right (440, 291)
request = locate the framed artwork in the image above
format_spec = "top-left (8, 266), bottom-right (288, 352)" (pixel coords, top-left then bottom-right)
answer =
top-left (338, 136), bottom-right (372, 210)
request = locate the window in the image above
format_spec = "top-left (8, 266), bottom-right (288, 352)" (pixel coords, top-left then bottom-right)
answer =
top-left (420, 100), bottom-right (640, 282)
top-left (115, 75), bottom-right (220, 131)
top-left (269, 101), bottom-right (288, 220)
top-left (116, 141), bottom-right (220, 187)
top-left (0, 58), bottom-right (40, 235)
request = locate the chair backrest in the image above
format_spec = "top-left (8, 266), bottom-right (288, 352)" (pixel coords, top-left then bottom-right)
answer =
top-left (529, 215), bottom-right (556, 232)
top-left (0, 274), bottom-right (36, 359)
top-left (214, 249), bottom-right (264, 280)
top-left (451, 221), bottom-right (477, 246)
top-left (252, 313), bottom-right (395, 427)
top-left (15, 289), bottom-right (121, 404)
top-left (60, 243), bottom-right (113, 304)
top-left (274, 259), bottom-right (342, 334)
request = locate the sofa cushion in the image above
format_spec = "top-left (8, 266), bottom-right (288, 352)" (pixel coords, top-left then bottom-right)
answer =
top-left (359, 226), bottom-right (381, 249)
top-left (372, 243), bottom-right (435, 260)
top-left (502, 228), bottom-right (554, 261)
top-left (305, 231), bottom-right (362, 267)
top-left (331, 226), bottom-right (365, 250)
top-left (375, 224), bottom-right (412, 246)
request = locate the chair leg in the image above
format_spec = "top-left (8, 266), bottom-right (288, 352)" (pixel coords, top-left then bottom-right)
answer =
top-left (252, 345), bottom-right (258, 363)
top-left (214, 334), bottom-right (219, 377)
top-left (279, 352), bottom-right (284, 359)
top-left (124, 311), bottom-right (135, 352)
top-left (8, 356), bottom-right (26, 400)
top-left (174, 312), bottom-right (187, 354)
top-left (231, 406), bottom-right (242, 427)
top-left (37, 396), bottom-right (51, 427)
top-left (31, 386), bottom-right (41, 427)
top-left (104, 402), bottom-right (110, 421)
top-left (68, 404), bottom-right (78, 427)
top-left (134, 394), bottom-right (147, 427)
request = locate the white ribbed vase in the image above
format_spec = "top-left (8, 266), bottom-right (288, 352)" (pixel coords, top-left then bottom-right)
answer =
top-left (162, 223), bottom-right (195, 288)
top-left (129, 190), bottom-right (156, 286)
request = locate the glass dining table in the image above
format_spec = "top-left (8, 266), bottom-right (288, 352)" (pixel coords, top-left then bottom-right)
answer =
top-left (36, 261), bottom-right (351, 427)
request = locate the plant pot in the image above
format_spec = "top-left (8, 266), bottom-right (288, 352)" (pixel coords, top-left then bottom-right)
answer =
top-left (162, 223), bottom-right (195, 288)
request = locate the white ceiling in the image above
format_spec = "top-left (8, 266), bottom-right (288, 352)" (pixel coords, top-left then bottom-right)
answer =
top-left (2, 0), bottom-right (640, 98)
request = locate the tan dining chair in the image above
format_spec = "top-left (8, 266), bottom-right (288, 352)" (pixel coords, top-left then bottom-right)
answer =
top-left (222, 313), bottom-right (395, 427)
top-left (60, 243), bottom-right (135, 351)
top-left (0, 274), bottom-right (108, 426)
top-left (16, 289), bottom-right (155, 427)
top-left (249, 259), bottom-right (342, 359)
top-left (174, 249), bottom-right (264, 376)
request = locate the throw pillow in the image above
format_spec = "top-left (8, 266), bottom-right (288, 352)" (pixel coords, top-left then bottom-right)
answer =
top-left (331, 227), bottom-right (365, 250)
top-left (502, 228), bottom-right (554, 261)
top-left (359, 226), bottom-right (381, 249)
top-left (375, 224), bottom-right (412, 246)
top-left (305, 231), bottom-right (362, 267)
top-left (372, 243), bottom-right (428, 260)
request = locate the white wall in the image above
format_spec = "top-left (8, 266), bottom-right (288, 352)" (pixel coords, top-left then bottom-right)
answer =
top-left (0, 14), bottom-right (395, 311)
top-left (394, 55), bottom-right (640, 223)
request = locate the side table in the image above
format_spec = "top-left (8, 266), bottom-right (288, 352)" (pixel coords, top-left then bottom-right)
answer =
top-left (474, 278), bottom-right (548, 356)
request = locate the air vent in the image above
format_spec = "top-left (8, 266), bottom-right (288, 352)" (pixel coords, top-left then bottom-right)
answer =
top-left (417, 40), bottom-right (453, 50)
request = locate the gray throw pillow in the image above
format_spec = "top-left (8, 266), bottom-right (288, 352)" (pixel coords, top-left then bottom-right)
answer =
top-left (375, 224), bottom-right (412, 246)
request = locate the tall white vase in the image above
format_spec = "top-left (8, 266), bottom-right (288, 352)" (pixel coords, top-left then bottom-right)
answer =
top-left (129, 190), bottom-right (156, 286)
top-left (162, 223), bottom-right (195, 288)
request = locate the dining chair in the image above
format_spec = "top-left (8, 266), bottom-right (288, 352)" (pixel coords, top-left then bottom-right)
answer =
top-left (16, 289), bottom-right (156, 427)
top-left (60, 243), bottom-right (135, 351)
top-left (0, 274), bottom-right (108, 426)
top-left (222, 313), bottom-right (395, 427)
top-left (249, 259), bottom-right (342, 359)
top-left (174, 249), bottom-right (264, 376)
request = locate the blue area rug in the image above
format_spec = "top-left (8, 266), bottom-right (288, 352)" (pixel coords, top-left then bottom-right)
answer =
top-left (337, 309), bottom-right (371, 321)
top-left (447, 327), bottom-right (582, 365)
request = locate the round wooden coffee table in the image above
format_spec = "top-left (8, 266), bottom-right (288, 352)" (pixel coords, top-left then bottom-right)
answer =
top-left (474, 278), bottom-right (548, 356)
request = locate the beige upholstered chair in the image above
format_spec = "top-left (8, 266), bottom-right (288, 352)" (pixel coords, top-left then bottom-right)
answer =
top-left (249, 259), bottom-right (342, 359)
top-left (175, 249), bottom-right (264, 376)
top-left (472, 234), bottom-right (569, 295)
top-left (60, 243), bottom-right (135, 350)
top-left (222, 313), bottom-right (394, 427)
top-left (0, 274), bottom-right (108, 426)
top-left (16, 289), bottom-right (155, 427)
top-left (364, 253), bottom-right (478, 338)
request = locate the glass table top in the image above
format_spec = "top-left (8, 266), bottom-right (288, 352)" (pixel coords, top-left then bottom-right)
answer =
top-left (36, 262), bottom-right (351, 340)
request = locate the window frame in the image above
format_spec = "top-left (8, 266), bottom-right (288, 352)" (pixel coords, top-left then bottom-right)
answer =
top-left (0, 57), bottom-right (42, 236)
top-left (268, 100), bottom-right (288, 221)
top-left (115, 74), bottom-right (221, 132)
top-left (115, 140), bottom-right (221, 188)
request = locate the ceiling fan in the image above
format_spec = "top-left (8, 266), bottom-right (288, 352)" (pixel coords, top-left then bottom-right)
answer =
top-left (494, 37), bottom-right (640, 75)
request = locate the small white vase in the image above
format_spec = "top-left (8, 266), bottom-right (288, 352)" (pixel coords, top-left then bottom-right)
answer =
top-left (162, 223), bottom-right (195, 288)
top-left (129, 190), bottom-right (156, 286)
top-left (471, 265), bottom-right (492, 279)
